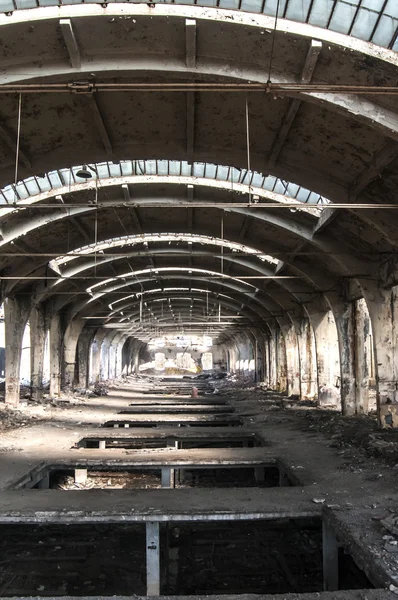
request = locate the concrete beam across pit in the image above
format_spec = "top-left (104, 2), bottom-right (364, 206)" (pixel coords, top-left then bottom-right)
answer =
top-left (126, 398), bottom-right (229, 405)
top-left (75, 425), bottom-right (260, 449)
top-left (0, 491), bottom-right (392, 595)
top-left (11, 447), bottom-right (292, 490)
top-left (104, 415), bottom-right (242, 427)
top-left (119, 406), bottom-right (235, 414)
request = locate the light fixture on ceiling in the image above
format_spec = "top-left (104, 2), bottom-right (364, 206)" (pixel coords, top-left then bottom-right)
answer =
top-left (76, 165), bottom-right (93, 179)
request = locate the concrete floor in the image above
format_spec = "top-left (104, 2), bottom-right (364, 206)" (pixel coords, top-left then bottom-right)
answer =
top-left (0, 381), bottom-right (398, 598)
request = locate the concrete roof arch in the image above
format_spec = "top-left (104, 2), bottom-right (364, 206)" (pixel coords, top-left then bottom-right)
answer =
top-left (0, 3), bottom-right (396, 343)
top-left (1, 0), bottom-right (396, 51)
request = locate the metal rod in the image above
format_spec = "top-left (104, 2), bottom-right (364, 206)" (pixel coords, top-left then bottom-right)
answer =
top-left (0, 82), bottom-right (397, 95)
top-left (0, 275), bottom-right (302, 280)
top-left (5, 202), bottom-right (398, 209)
top-left (0, 250), bottom-right (391, 257)
top-left (14, 93), bottom-right (22, 199)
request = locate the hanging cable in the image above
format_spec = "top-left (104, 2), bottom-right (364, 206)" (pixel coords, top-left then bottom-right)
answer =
top-left (245, 96), bottom-right (252, 204)
top-left (13, 93), bottom-right (22, 203)
top-left (267, 0), bottom-right (282, 84)
top-left (221, 213), bottom-right (224, 277)
top-left (94, 175), bottom-right (99, 278)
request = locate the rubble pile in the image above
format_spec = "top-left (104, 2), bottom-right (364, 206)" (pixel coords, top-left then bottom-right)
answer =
top-left (296, 410), bottom-right (398, 464)
top-left (0, 407), bottom-right (36, 431)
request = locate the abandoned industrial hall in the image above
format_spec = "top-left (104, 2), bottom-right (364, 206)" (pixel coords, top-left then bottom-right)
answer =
top-left (0, 0), bottom-right (398, 598)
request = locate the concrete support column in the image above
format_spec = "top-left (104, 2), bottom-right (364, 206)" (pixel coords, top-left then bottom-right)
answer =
top-left (161, 467), bottom-right (175, 488)
top-left (311, 310), bottom-right (341, 408)
top-left (49, 313), bottom-right (62, 397)
top-left (354, 298), bottom-right (371, 414)
top-left (77, 329), bottom-right (93, 388)
top-left (254, 466), bottom-right (265, 484)
top-left (295, 318), bottom-right (317, 399)
top-left (334, 303), bottom-right (356, 416)
top-left (101, 337), bottom-right (112, 381)
top-left (282, 324), bottom-right (301, 398)
top-left (365, 287), bottom-right (398, 425)
top-left (115, 336), bottom-right (126, 378)
top-left (322, 519), bottom-right (339, 591)
top-left (146, 521), bottom-right (160, 596)
top-left (4, 296), bottom-right (31, 406)
top-left (37, 473), bottom-right (50, 489)
top-left (62, 317), bottom-right (84, 389)
top-left (276, 328), bottom-right (287, 392)
top-left (90, 330), bottom-right (107, 383)
top-left (75, 469), bottom-right (87, 484)
top-left (122, 337), bottom-right (132, 376)
top-left (30, 303), bottom-right (49, 401)
top-left (268, 336), bottom-right (277, 389)
top-left (108, 343), bottom-right (116, 380)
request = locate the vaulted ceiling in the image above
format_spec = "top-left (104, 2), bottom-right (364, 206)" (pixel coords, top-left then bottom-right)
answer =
top-left (0, 1), bottom-right (397, 343)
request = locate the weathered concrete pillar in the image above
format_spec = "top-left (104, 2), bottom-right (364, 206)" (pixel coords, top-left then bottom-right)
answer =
top-left (354, 298), bottom-right (371, 414)
top-left (365, 287), bottom-right (398, 426)
top-left (90, 330), bottom-right (107, 383)
top-left (62, 317), bottom-right (84, 389)
top-left (335, 300), bottom-right (372, 416)
top-left (101, 336), bottom-right (112, 380)
top-left (334, 303), bottom-right (356, 416)
top-left (282, 324), bottom-right (301, 398)
top-left (311, 310), bottom-right (341, 408)
top-left (49, 313), bottom-right (62, 397)
top-left (4, 295), bottom-right (31, 406)
top-left (276, 327), bottom-right (287, 392)
top-left (122, 337), bottom-right (132, 375)
top-left (30, 303), bottom-right (49, 401)
top-left (295, 317), bottom-right (317, 399)
top-left (108, 343), bottom-right (116, 380)
top-left (268, 336), bottom-right (277, 389)
top-left (77, 328), bottom-right (94, 388)
top-left (108, 333), bottom-right (125, 380)
top-left (116, 335), bottom-right (127, 378)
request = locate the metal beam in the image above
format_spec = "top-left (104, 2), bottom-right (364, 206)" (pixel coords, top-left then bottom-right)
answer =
top-left (88, 95), bottom-right (113, 155)
top-left (59, 18), bottom-right (81, 70)
top-left (350, 141), bottom-right (398, 199)
top-left (269, 40), bottom-right (322, 168)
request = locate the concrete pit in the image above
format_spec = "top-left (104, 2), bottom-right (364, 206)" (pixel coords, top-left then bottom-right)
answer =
top-left (0, 519), bottom-right (377, 597)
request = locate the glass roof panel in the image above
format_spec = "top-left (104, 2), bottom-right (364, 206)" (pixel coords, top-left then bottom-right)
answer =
top-left (0, 160), bottom-right (330, 213)
top-left (285, 0), bottom-right (312, 22)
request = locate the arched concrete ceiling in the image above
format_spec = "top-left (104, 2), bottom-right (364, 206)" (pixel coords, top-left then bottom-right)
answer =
top-left (0, 3), bottom-right (397, 343)
top-left (1, 0), bottom-right (396, 51)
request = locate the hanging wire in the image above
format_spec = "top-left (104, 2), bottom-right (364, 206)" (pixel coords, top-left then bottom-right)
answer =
top-left (94, 175), bottom-right (99, 278)
top-left (221, 213), bottom-right (224, 277)
top-left (14, 93), bottom-right (22, 203)
top-left (245, 96), bottom-right (252, 204)
top-left (267, 0), bottom-right (282, 83)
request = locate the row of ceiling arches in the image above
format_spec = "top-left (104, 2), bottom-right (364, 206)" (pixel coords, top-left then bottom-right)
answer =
top-left (0, 2), bottom-right (396, 348)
